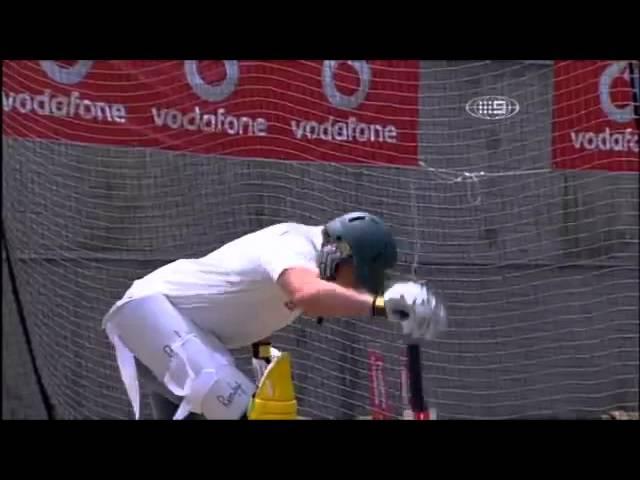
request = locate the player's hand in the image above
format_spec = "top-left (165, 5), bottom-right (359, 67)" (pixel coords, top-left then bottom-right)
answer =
top-left (383, 282), bottom-right (447, 340)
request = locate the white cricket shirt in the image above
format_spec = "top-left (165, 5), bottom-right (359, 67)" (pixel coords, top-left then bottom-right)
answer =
top-left (109, 223), bottom-right (323, 348)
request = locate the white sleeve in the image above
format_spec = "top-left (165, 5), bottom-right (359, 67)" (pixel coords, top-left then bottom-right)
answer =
top-left (259, 232), bottom-right (319, 282)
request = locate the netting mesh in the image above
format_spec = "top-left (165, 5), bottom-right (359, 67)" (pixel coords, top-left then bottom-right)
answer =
top-left (2, 60), bottom-right (638, 419)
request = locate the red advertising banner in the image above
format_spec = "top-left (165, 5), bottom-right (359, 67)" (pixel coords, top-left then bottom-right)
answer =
top-left (2, 61), bottom-right (419, 166)
top-left (367, 347), bottom-right (390, 419)
top-left (552, 61), bottom-right (639, 172)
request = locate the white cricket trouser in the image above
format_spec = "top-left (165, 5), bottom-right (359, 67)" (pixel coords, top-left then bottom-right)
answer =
top-left (103, 293), bottom-right (255, 420)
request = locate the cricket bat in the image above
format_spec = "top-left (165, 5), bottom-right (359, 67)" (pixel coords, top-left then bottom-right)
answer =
top-left (405, 342), bottom-right (435, 420)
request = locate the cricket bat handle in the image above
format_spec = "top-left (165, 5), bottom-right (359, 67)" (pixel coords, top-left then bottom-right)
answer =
top-left (406, 343), bottom-right (429, 420)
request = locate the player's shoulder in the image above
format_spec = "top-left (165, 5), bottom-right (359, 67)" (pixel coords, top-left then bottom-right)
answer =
top-left (254, 222), bottom-right (323, 246)
top-left (259, 221), bottom-right (316, 235)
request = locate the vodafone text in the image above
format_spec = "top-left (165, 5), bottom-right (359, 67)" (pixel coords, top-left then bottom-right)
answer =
top-left (570, 128), bottom-right (638, 153)
top-left (3, 90), bottom-right (127, 123)
top-left (151, 106), bottom-right (399, 144)
top-left (291, 117), bottom-right (397, 143)
top-left (5, 90), bottom-right (402, 146)
top-left (151, 106), bottom-right (268, 136)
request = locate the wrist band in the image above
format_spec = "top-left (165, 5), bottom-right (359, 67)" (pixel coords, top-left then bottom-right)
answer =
top-left (372, 296), bottom-right (386, 317)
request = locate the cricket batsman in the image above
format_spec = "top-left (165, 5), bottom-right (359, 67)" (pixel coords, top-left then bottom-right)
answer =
top-left (102, 212), bottom-right (447, 420)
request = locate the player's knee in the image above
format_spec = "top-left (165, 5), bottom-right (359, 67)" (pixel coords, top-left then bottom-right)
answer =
top-left (196, 366), bottom-right (255, 420)
top-left (156, 336), bottom-right (256, 419)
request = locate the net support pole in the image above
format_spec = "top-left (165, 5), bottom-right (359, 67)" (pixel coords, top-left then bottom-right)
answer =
top-left (1, 219), bottom-right (54, 419)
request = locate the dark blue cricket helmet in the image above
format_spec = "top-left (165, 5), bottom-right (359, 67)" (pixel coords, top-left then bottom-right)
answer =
top-left (318, 212), bottom-right (397, 295)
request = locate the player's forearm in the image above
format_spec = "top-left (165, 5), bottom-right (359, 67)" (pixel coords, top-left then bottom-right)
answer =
top-left (291, 281), bottom-right (375, 318)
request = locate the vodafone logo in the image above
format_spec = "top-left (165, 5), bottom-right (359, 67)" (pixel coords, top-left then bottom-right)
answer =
top-left (292, 61), bottom-right (397, 144)
top-left (562, 61), bottom-right (639, 159)
top-left (322, 61), bottom-right (371, 110)
top-left (153, 61), bottom-right (265, 136)
top-left (183, 60), bottom-right (374, 109)
top-left (184, 61), bottom-right (239, 102)
top-left (39, 61), bottom-right (94, 85)
top-left (599, 61), bottom-right (638, 124)
top-left (4, 61), bottom-right (126, 124)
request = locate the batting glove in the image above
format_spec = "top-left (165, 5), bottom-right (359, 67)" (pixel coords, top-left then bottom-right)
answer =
top-left (378, 281), bottom-right (447, 340)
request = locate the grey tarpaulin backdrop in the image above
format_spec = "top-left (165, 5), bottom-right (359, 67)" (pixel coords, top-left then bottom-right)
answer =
top-left (3, 61), bottom-right (638, 419)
